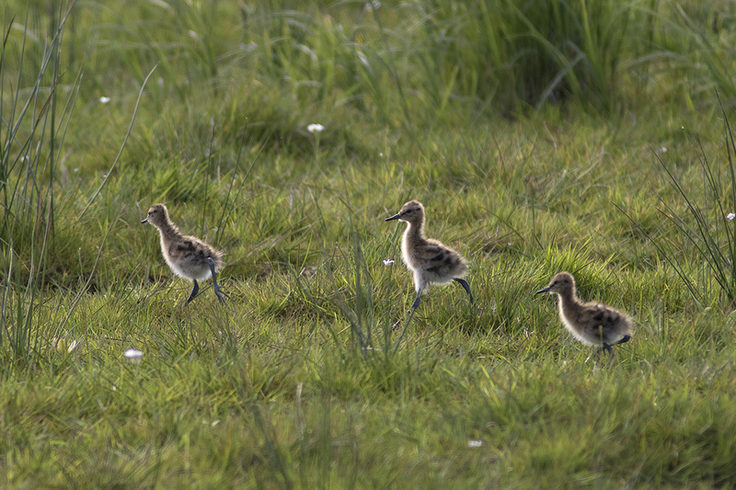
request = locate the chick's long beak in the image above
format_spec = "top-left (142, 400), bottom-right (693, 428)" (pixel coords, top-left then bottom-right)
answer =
top-left (385, 213), bottom-right (401, 222)
top-left (141, 218), bottom-right (148, 224)
top-left (535, 286), bottom-right (551, 295)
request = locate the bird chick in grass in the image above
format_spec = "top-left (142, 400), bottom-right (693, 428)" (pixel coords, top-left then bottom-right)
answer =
top-left (385, 200), bottom-right (473, 316)
top-left (142, 204), bottom-right (229, 304)
top-left (536, 271), bottom-right (631, 354)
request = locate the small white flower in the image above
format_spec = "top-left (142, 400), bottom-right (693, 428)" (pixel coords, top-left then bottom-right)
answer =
top-left (728, 213), bottom-right (735, 221)
top-left (467, 440), bottom-right (484, 448)
top-left (659, 147), bottom-right (667, 153)
top-left (99, 96), bottom-right (110, 104)
top-left (67, 340), bottom-right (80, 353)
top-left (383, 259), bottom-right (395, 266)
top-left (124, 348), bottom-right (143, 358)
top-left (307, 124), bottom-right (324, 133)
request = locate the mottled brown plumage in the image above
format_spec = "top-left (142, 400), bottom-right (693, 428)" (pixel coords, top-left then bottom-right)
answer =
top-left (536, 272), bottom-right (632, 353)
top-left (385, 200), bottom-right (473, 312)
top-left (142, 204), bottom-right (229, 304)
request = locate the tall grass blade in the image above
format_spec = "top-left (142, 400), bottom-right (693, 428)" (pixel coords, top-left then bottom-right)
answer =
top-left (78, 63), bottom-right (158, 220)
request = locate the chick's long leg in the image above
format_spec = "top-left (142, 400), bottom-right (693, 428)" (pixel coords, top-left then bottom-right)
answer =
top-left (453, 278), bottom-right (474, 303)
top-left (186, 279), bottom-right (200, 304)
top-left (206, 257), bottom-right (230, 304)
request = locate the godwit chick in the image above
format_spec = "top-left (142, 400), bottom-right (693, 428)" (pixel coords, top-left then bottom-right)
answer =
top-left (536, 272), bottom-right (632, 354)
top-left (142, 204), bottom-right (229, 304)
top-left (385, 200), bottom-right (473, 317)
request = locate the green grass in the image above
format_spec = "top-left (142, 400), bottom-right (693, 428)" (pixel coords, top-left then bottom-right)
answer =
top-left (3, 0), bottom-right (736, 488)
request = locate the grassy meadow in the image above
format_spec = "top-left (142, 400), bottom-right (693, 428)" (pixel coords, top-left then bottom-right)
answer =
top-left (3, 0), bottom-right (736, 487)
